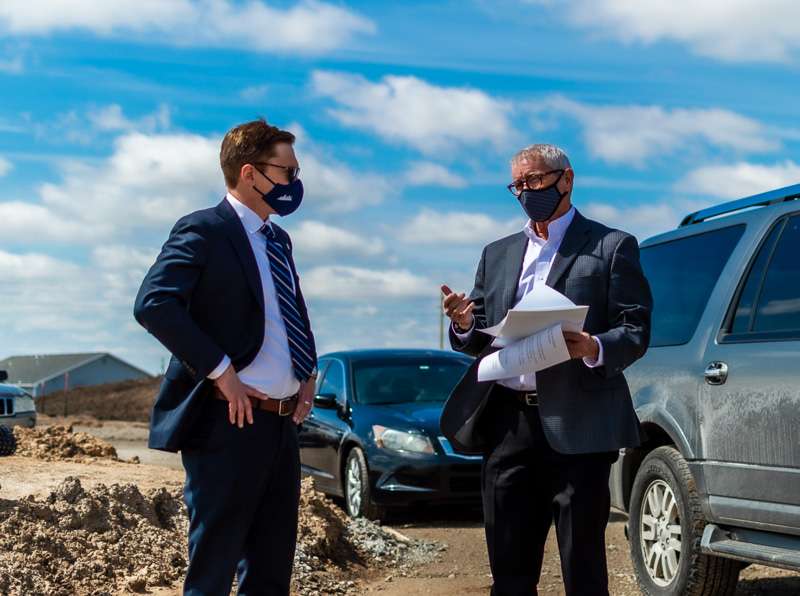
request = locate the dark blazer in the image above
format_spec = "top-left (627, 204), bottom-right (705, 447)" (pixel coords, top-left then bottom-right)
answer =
top-left (134, 198), bottom-right (316, 452)
top-left (441, 209), bottom-right (652, 455)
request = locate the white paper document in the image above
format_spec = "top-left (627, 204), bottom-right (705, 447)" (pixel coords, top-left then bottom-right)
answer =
top-left (476, 285), bottom-right (588, 383)
top-left (479, 284), bottom-right (588, 348)
top-left (478, 322), bottom-right (571, 382)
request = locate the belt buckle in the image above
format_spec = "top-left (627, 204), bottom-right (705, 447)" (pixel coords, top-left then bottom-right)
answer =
top-left (278, 399), bottom-right (292, 416)
top-left (524, 392), bottom-right (538, 407)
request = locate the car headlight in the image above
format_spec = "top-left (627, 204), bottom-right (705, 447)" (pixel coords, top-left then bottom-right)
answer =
top-left (372, 425), bottom-right (434, 454)
top-left (15, 395), bottom-right (36, 413)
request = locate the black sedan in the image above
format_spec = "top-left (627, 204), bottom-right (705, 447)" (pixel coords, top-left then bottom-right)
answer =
top-left (298, 349), bottom-right (481, 519)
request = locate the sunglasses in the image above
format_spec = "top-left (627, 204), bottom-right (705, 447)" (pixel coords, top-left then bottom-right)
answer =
top-left (254, 162), bottom-right (300, 182)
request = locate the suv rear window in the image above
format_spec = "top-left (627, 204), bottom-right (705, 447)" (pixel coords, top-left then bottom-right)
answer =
top-left (642, 225), bottom-right (745, 347)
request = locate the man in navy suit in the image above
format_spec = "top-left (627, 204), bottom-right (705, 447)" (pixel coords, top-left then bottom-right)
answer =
top-left (134, 119), bottom-right (318, 595)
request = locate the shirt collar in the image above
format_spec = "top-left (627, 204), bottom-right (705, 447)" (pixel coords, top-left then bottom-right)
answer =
top-left (523, 206), bottom-right (576, 246)
top-left (226, 192), bottom-right (272, 235)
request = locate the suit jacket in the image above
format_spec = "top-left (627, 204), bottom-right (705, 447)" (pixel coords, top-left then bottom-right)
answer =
top-left (441, 209), bottom-right (652, 455)
top-left (133, 198), bottom-right (316, 452)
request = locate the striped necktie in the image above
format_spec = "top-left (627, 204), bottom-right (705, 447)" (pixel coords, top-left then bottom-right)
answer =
top-left (261, 224), bottom-right (315, 382)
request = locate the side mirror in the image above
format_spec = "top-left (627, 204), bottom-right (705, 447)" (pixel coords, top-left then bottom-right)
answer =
top-left (314, 393), bottom-right (338, 409)
top-left (0, 370), bottom-right (7, 382)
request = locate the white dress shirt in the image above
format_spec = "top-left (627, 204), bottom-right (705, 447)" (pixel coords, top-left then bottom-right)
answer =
top-left (206, 193), bottom-right (300, 399)
top-left (455, 206), bottom-right (604, 390)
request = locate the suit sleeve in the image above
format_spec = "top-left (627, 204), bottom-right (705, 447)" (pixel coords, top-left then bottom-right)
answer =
top-left (449, 246), bottom-right (492, 357)
top-left (593, 234), bottom-right (653, 378)
top-left (133, 217), bottom-right (226, 380)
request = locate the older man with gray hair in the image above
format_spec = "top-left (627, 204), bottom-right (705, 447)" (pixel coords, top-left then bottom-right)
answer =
top-left (440, 144), bottom-right (653, 595)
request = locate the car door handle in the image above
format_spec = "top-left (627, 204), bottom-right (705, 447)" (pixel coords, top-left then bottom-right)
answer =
top-left (704, 361), bottom-right (728, 385)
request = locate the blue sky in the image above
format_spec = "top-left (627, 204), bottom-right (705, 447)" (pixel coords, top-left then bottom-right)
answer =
top-left (1, 0), bottom-right (799, 374)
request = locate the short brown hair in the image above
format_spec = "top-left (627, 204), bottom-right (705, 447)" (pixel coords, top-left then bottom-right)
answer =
top-left (219, 118), bottom-right (295, 188)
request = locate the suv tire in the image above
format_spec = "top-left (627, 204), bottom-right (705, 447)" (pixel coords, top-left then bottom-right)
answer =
top-left (343, 447), bottom-right (385, 521)
top-left (0, 425), bottom-right (17, 456)
top-left (629, 446), bottom-right (740, 596)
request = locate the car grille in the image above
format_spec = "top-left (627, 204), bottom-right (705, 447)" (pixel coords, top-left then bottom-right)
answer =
top-left (0, 397), bottom-right (13, 417)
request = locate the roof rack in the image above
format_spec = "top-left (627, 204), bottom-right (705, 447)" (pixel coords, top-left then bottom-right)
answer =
top-left (680, 183), bottom-right (800, 227)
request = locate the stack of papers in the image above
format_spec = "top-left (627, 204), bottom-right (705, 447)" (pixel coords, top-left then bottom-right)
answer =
top-left (477, 285), bottom-right (588, 382)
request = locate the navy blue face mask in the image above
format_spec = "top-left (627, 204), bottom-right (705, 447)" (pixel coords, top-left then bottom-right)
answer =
top-left (517, 171), bottom-right (567, 222)
top-left (253, 166), bottom-right (304, 217)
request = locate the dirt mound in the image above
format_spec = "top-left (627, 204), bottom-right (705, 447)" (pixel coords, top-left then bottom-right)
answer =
top-left (13, 425), bottom-right (119, 461)
top-left (37, 377), bottom-right (161, 422)
top-left (0, 477), bottom-right (186, 596)
top-left (0, 476), bottom-right (439, 595)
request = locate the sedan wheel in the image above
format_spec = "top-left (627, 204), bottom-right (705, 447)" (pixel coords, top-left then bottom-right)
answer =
top-left (343, 447), bottom-right (384, 521)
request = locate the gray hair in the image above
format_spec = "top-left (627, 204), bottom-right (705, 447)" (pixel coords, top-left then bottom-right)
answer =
top-left (511, 144), bottom-right (572, 171)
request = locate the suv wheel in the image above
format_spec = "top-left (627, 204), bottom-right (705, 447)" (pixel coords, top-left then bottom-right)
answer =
top-left (629, 446), bottom-right (740, 596)
top-left (343, 447), bottom-right (384, 521)
top-left (0, 425), bottom-right (17, 456)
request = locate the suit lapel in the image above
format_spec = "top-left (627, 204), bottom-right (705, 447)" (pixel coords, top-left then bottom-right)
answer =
top-left (546, 210), bottom-right (592, 289)
top-left (503, 232), bottom-right (529, 313)
top-left (215, 199), bottom-right (265, 312)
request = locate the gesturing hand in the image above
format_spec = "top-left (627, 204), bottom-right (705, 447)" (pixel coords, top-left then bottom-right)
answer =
top-left (563, 331), bottom-right (600, 361)
top-left (214, 364), bottom-right (271, 428)
top-left (293, 379), bottom-right (315, 425)
top-left (441, 284), bottom-right (475, 331)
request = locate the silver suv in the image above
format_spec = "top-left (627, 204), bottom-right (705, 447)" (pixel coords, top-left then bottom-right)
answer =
top-left (0, 370), bottom-right (36, 429)
top-left (610, 183), bottom-right (800, 595)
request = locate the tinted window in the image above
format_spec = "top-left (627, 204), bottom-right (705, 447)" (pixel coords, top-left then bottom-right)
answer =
top-left (314, 360), bottom-right (330, 394)
top-left (642, 225), bottom-right (744, 347)
top-left (318, 360), bottom-right (346, 404)
top-left (729, 221), bottom-right (784, 334)
top-left (353, 358), bottom-right (470, 405)
top-left (753, 215), bottom-right (800, 333)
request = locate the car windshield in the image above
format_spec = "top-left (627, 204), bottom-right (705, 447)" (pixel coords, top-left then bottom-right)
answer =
top-left (353, 358), bottom-right (470, 405)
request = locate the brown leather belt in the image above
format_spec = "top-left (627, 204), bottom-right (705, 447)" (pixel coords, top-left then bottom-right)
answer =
top-left (213, 389), bottom-right (299, 416)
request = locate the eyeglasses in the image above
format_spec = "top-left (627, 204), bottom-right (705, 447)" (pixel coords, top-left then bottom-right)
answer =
top-left (254, 162), bottom-right (300, 182)
top-left (507, 169), bottom-right (563, 196)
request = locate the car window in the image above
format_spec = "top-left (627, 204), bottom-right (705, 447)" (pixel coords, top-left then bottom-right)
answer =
top-left (352, 358), bottom-right (471, 405)
top-left (318, 360), bottom-right (346, 404)
top-left (641, 225), bottom-right (745, 347)
top-left (752, 215), bottom-right (800, 333)
top-left (729, 220), bottom-right (784, 334)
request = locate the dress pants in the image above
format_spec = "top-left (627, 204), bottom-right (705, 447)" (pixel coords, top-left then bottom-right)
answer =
top-left (181, 399), bottom-right (301, 596)
top-left (481, 388), bottom-right (616, 596)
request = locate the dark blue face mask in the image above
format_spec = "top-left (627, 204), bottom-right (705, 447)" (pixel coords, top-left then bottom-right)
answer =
top-left (517, 171), bottom-right (567, 222)
top-left (253, 166), bottom-right (304, 217)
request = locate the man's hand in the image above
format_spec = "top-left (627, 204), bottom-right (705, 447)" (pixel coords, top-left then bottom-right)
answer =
top-left (441, 284), bottom-right (475, 331)
top-left (293, 379), bottom-right (315, 425)
top-left (563, 331), bottom-right (600, 361)
top-left (214, 364), bottom-right (271, 428)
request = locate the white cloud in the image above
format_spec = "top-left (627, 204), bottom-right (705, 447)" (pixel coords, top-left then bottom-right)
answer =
top-left (564, 0), bottom-right (800, 63)
top-left (0, 131), bottom-right (221, 244)
top-left (87, 103), bottom-right (170, 133)
top-left (303, 266), bottom-right (433, 300)
top-left (288, 220), bottom-right (384, 258)
top-left (239, 84), bottom-right (269, 102)
top-left (404, 162), bottom-right (467, 189)
top-left (311, 70), bottom-right (517, 154)
top-left (541, 96), bottom-right (775, 166)
top-left (0, 156), bottom-right (12, 176)
top-left (581, 202), bottom-right (688, 242)
top-left (398, 209), bottom-right (522, 245)
top-left (679, 160), bottom-right (800, 199)
top-left (0, 0), bottom-right (375, 55)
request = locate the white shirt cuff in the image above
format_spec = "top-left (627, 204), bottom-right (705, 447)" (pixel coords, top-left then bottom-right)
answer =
top-left (207, 355), bottom-right (232, 380)
top-left (453, 319), bottom-right (475, 341)
top-left (583, 336), bottom-right (604, 368)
